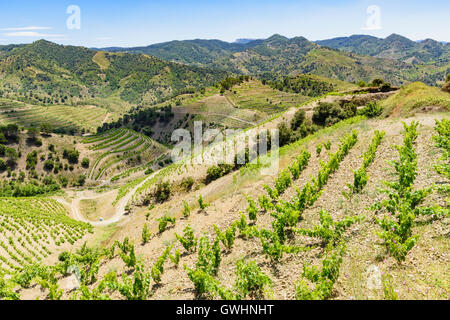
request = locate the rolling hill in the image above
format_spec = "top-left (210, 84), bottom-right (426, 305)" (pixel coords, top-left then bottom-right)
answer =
top-left (316, 33), bottom-right (450, 64)
top-left (99, 34), bottom-right (449, 86)
top-left (0, 40), bottom-right (229, 106)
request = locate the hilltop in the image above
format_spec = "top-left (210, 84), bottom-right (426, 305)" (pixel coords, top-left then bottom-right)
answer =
top-left (98, 34), bottom-right (449, 86)
top-left (316, 34), bottom-right (450, 64)
top-left (0, 40), bottom-right (229, 107)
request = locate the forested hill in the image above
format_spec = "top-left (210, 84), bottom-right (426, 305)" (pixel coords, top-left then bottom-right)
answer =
top-left (98, 34), bottom-right (448, 86)
top-left (0, 40), bottom-right (229, 105)
top-left (315, 33), bottom-right (450, 64)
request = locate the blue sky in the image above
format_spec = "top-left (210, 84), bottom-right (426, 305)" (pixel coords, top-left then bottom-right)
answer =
top-left (0, 0), bottom-right (449, 47)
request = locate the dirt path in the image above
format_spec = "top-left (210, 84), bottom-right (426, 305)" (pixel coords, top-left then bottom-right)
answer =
top-left (172, 110), bottom-right (256, 126)
top-left (55, 170), bottom-right (159, 227)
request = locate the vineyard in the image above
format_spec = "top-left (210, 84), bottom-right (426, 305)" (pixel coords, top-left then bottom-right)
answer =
top-left (0, 197), bottom-right (92, 274)
top-left (0, 101), bottom-right (110, 133)
top-left (1, 112), bottom-right (447, 300)
top-left (83, 128), bottom-right (168, 181)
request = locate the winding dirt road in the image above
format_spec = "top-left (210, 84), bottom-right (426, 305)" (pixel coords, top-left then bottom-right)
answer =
top-left (56, 170), bottom-right (158, 227)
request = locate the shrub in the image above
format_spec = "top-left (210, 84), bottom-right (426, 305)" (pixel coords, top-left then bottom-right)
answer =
top-left (295, 244), bottom-right (345, 300)
top-left (358, 101), bottom-right (383, 118)
top-left (312, 102), bottom-right (342, 126)
top-left (81, 158), bottom-right (90, 168)
top-left (76, 174), bottom-right (86, 186)
top-left (291, 109), bottom-right (306, 130)
top-left (316, 144), bottom-right (323, 156)
top-left (63, 148), bottom-right (80, 164)
top-left (278, 122), bottom-right (293, 146)
top-left (180, 176), bottom-right (194, 191)
top-left (274, 169), bottom-right (292, 196)
top-left (26, 151), bottom-right (38, 170)
top-left (154, 181), bottom-right (171, 203)
top-left (44, 160), bottom-right (54, 171)
top-left (206, 163), bottom-right (233, 184)
top-left (196, 235), bottom-right (221, 276)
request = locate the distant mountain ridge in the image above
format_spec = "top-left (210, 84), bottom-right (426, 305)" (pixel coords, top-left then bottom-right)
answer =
top-left (315, 34), bottom-right (450, 64)
top-left (97, 33), bottom-right (449, 86)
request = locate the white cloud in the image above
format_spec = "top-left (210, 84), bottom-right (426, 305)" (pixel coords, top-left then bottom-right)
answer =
top-left (96, 37), bottom-right (113, 41)
top-left (0, 26), bottom-right (52, 31)
top-left (3, 31), bottom-right (66, 38)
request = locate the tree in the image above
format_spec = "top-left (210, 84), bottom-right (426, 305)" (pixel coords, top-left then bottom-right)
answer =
top-left (277, 122), bottom-right (293, 147)
top-left (27, 127), bottom-right (39, 141)
top-left (0, 132), bottom-right (6, 144)
top-left (40, 123), bottom-right (53, 135)
top-left (63, 148), bottom-right (80, 164)
top-left (3, 124), bottom-right (19, 139)
top-left (291, 109), bottom-right (306, 131)
top-left (81, 158), bottom-right (90, 168)
top-left (371, 78), bottom-right (384, 87)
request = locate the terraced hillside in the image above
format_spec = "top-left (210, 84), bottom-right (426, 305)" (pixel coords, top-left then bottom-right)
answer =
top-left (0, 99), bottom-right (111, 134)
top-left (83, 128), bottom-right (168, 181)
top-left (0, 197), bottom-right (92, 273)
top-left (4, 108), bottom-right (447, 301)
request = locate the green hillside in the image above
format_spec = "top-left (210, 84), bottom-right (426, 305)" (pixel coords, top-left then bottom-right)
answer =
top-left (0, 40), bottom-right (229, 106)
top-left (316, 34), bottom-right (450, 64)
top-left (100, 34), bottom-right (448, 86)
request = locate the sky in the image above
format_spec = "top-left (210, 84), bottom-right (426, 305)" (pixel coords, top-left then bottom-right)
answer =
top-left (0, 0), bottom-right (449, 47)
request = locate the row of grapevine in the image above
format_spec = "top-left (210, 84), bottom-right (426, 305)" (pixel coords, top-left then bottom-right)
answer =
top-left (344, 130), bottom-right (385, 195)
top-left (371, 122), bottom-right (445, 262)
top-left (85, 128), bottom-right (153, 180)
top-left (0, 198), bottom-right (92, 273)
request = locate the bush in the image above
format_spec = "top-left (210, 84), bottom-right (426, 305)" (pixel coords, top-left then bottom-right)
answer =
top-left (357, 80), bottom-right (366, 87)
top-left (81, 158), bottom-right (90, 168)
top-left (205, 163), bottom-right (233, 184)
top-left (278, 122), bottom-right (293, 146)
top-left (63, 148), bottom-right (80, 164)
top-left (312, 102), bottom-right (343, 126)
top-left (198, 195), bottom-right (209, 210)
top-left (358, 102), bottom-right (383, 118)
top-left (291, 109), bottom-right (306, 130)
top-left (182, 200), bottom-right (191, 218)
top-left (154, 181), bottom-right (171, 203)
top-left (43, 160), bottom-right (54, 171)
top-left (180, 176), bottom-right (194, 192)
top-left (76, 174), bottom-right (86, 186)
top-left (26, 151), bottom-right (38, 170)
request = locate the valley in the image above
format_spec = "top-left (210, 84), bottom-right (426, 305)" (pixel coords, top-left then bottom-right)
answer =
top-left (0, 32), bottom-right (448, 301)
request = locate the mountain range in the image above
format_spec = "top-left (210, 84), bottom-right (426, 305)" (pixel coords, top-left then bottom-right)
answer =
top-left (97, 33), bottom-right (449, 86)
top-left (0, 33), bottom-right (448, 109)
top-left (315, 33), bottom-right (450, 64)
